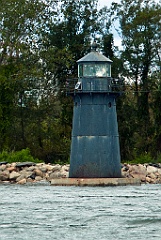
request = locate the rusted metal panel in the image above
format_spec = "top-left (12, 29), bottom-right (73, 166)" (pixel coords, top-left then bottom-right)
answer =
top-left (69, 135), bottom-right (121, 178)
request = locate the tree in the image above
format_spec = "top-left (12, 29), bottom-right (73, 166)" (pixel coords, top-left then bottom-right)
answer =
top-left (34, 0), bottom-right (102, 162)
top-left (150, 72), bottom-right (161, 157)
top-left (109, 0), bottom-right (161, 158)
top-left (0, 0), bottom-right (54, 151)
top-left (47, 0), bottom-right (99, 78)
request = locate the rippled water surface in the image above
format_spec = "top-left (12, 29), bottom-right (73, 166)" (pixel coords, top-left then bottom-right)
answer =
top-left (1, 183), bottom-right (161, 240)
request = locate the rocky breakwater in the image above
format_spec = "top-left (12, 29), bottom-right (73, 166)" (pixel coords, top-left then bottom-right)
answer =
top-left (0, 162), bottom-right (69, 185)
top-left (122, 163), bottom-right (161, 184)
top-left (0, 161), bottom-right (161, 184)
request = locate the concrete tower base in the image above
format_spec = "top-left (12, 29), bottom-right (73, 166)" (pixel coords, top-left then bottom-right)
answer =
top-left (50, 178), bottom-right (141, 186)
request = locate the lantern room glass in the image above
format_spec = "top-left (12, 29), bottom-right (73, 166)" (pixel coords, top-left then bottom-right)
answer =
top-left (78, 63), bottom-right (111, 78)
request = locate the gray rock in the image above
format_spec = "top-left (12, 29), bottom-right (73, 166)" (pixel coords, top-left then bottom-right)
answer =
top-left (147, 165), bottom-right (158, 174)
top-left (0, 170), bottom-right (10, 181)
top-left (35, 176), bottom-right (43, 181)
top-left (158, 169), bottom-right (161, 175)
top-left (16, 175), bottom-right (24, 182)
top-left (129, 164), bottom-right (147, 181)
top-left (16, 162), bottom-right (36, 168)
top-left (34, 169), bottom-right (44, 178)
top-left (39, 166), bottom-right (48, 173)
top-left (29, 172), bottom-right (36, 180)
top-left (27, 166), bottom-right (36, 171)
top-left (9, 171), bottom-right (21, 180)
top-left (0, 162), bottom-right (8, 165)
top-left (51, 165), bottom-right (62, 172)
top-left (19, 170), bottom-right (33, 179)
top-left (0, 164), bottom-right (7, 171)
top-left (17, 178), bottom-right (27, 185)
top-left (45, 165), bottom-right (56, 171)
top-left (61, 165), bottom-right (69, 172)
top-left (149, 163), bottom-right (161, 168)
top-left (60, 169), bottom-right (69, 178)
top-left (121, 169), bottom-right (129, 178)
top-left (48, 171), bottom-right (61, 179)
top-left (147, 172), bottom-right (156, 179)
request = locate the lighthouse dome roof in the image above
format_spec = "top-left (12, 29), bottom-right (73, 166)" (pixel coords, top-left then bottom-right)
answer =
top-left (77, 50), bottom-right (112, 63)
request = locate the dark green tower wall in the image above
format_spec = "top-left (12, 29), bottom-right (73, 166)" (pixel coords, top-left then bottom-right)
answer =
top-left (69, 92), bottom-right (121, 178)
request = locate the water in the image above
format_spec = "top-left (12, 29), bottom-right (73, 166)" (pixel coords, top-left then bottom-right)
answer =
top-left (0, 183), bottom-right (161, 240)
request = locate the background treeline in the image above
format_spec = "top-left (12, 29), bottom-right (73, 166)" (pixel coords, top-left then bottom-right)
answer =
top-left (0, 0), bottom-right (161, 163)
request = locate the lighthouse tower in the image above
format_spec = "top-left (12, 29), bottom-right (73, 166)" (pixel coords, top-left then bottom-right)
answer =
top-left (69, 45), bottom-right (122, 178)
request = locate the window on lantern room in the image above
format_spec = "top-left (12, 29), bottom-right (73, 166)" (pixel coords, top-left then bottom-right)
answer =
top-left (95, 64), bottom-right (110, 77)
top-left (78, 63), bottom-right (111, 77)
top-left (78, 64), bottom-right (83, 77)
top-left (83, 64), bottom-right (95, 77)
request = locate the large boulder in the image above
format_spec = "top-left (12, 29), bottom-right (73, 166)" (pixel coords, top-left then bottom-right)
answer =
top-left (17, 178), bottom-right (27, 185)
top-left (129, 164), bottom-right (147, 181)
top-left (19, 170), bottom-right (34, 179)
top-left (158, 168), bottom-right (161, 175)
top-left (0, 170), bottom-right (10, 181)
top-left (60, 167), bottom-right (69, 178)
top-left (51, 165), bottom-right (62, 172)
top-left (45, 164), bottom-right (56, 171)
top-left (7, 166), bottom-right (16, 172)
top-left (16, 174), bottom-right (27, 182)
top-left (147, 165), bottom-right (158, 174)
top-left (0, 164), bottom-right (7, 171)
top-left (35, 176), bottom-right (43, 181)
top-left (61, 165), bottom-right (70, 172)
top-left (9, 171), bottom-right (21, 181)
top-left (48, 171), bottom-right (61, 180)
top-left (34, 168), bottom-right (44, 178)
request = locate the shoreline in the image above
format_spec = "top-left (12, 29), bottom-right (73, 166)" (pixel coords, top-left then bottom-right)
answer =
top-left (0, 161), bottom-right (161, 185)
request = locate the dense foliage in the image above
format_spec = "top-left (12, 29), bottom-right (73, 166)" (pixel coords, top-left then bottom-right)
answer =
top-left (0, 0), bottom-right (161, 163)
top-left (0, 148), bottom-right (42, 164)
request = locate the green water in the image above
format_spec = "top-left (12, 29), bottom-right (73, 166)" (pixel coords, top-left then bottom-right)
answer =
top-left (0, 183), bottom-right (161, 240)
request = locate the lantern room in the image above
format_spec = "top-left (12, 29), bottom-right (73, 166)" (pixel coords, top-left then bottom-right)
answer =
top-left (77, 45), bottom-right (112, 78)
